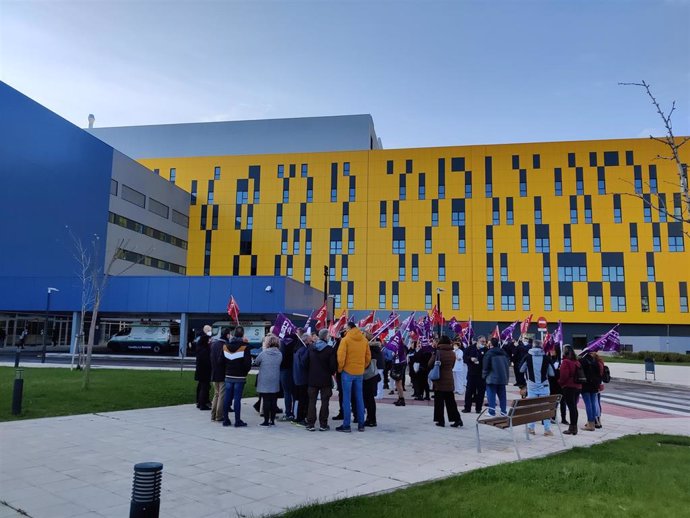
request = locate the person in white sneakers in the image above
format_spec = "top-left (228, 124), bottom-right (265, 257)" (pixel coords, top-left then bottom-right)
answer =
top-left (452, 340), bottom-right (467, 395)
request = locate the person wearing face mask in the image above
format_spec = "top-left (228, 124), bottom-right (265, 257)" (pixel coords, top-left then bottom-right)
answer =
top-left (512, 337), bottom-right (530, 392)
top-left (194, 325), bottom-right (213, 411)
top-left (462, 336), bottom-right (488, 414)
top-left (452, 340), bottom-right (467, 396)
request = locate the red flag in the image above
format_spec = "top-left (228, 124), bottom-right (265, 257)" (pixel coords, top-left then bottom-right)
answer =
top-left (491, 325), bottom-right (500, 340)
top-left (430, 305), bottom-right (442, 325)
top-left (227, 295), bottom-right (240, 324)
top-left (520, 314), bottom-right (533, 336)
top-left (358, 311), bottom-right (376, 329)
top-left (311, 301), bottom-right (328, 330)
top-left (328, 311), bottom-right (348, 338)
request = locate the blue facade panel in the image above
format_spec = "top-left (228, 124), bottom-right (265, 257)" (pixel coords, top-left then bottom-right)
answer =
top-left (0, 275), bottom-right (322, 317)
top-left (0, 81), bottom-right (112, 277)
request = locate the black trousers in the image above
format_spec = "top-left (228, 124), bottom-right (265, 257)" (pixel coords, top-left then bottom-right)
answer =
top-left (562, 387), bottom-right (580, 428)
top-left (196, 381), bottom-right (210, 407)
top-left (293, 384), bottom-right (309, 422)
top-left (434, 390), bottom-right (460, 424)
top-left (464, 375), bottom-right (486, 411)
top-left (383, 360), bottom-right (392, 387)
top-left (363, 376), bottom-right (379, 424)
top-left (307, 386), bottom-right (332, 427)
top-left (413, 371), bottom-right (430, 398)
top-left (261, 392), bottom-right (278, 424)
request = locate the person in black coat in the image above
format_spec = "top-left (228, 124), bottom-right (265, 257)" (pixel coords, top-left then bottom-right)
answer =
top-left (210, 328), bottom-right (230, 422)
top-left (512, 338), bottom-right (530, 389)
top-left (363, 340), bottom-right (384, 427)
top-left (194, 325), bottom-right (213, 410)
top-left (463, 336), bottom-right (488, 413)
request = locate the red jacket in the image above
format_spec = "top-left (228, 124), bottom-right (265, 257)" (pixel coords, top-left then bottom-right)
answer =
top-left (558, 358), bottom-right (582, 390)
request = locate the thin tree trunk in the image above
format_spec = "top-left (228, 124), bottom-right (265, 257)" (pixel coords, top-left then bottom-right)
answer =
top-left (83, 296), bottom-right (101, 389)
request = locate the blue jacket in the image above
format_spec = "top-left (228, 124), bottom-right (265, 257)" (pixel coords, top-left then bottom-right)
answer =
top-left (293, 342), bottom-right (309, 386)
top-left (520, 347), bottom-right (555, 389)
top-left (482, 347), bottom-right (510, 385)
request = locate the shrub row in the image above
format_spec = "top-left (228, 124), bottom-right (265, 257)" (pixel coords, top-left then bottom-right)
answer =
top-left (619, 351), bottom-right (690, 363)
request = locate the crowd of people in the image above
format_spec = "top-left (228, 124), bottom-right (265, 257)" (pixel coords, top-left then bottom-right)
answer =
top-left (193, 323), bottom-right (609, 435)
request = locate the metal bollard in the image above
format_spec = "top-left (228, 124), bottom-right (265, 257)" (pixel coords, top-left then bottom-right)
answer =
top-left (129, 462), bottom-right (163, 518)
top-left (12, 369), bottom-right (24, 415)
top-left (14, 347), bottom-right (21, 368)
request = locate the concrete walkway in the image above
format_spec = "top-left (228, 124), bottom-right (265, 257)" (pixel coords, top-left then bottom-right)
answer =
top-left (1, 385), bottom-right (689, 518)
top-left (607, 361), bottom-right (690, 388)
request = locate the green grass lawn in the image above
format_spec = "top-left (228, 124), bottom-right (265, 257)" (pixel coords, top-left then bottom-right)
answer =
top-left (282, 434), bottom-right (690, 518)
top-left (0, 367), bottom-right (256, 421)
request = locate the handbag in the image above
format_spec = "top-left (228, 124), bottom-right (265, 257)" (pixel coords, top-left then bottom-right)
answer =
top-left (428, 350), bottom-right (441, 382)
top-left (363, 359), bottom-right (378, 380)
top-left (390, 362), bottom-right (404, 381)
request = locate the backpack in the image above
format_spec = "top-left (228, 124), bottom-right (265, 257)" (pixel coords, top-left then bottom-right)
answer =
top-left (575, 361), bottom-right (588, 384)
top-left (579, 354), bottom-right (601, 385)
top-left (602, 365), bottom-right (611, 383)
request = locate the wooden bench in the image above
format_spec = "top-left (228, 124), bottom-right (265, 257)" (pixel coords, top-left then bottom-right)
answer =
top-left (475, 394), bottom-right (566, 459)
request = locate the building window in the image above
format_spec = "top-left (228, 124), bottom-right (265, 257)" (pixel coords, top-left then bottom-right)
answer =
top-left (544, 295), bottom-right (552, 311)
top-left (576, 167), bottom-right (584, 195)
top-left (458, 226), bottom-right (466, 254)
top-left (611, 296), bottom-right (626, 312)
top-left (343, 162), bottom-right (350, 176)
top-left (492, 198), bottom-right (500, 226)
top-left (399, 175), bottom-right (406, 200)
top-left (213, 166), bottom-right (221, 180)
top-left (452, 281), bottom-right (460, 310)
top-left (379, 282), bottom-right (386, 309)
top-left (452, 199), bottom-right (466, 226)
top-left (425, 227), bottom-right (432, 254)
top-left (169, 168), bottom-right (176, 183)
top-left (593, 237), bottom-right (601, 252)
top-left (653, 223), bottom-right (661, 252)
top-left (277, 164), bottom-right (284, 178)
top-left (613, 194), bottom-right (622, 223)
top-left (597, 167), bottom-right (606, 195)
top-left (584, 196), bottom-right (592, 223)
top-left (110, 179), bottom-right (118, 196)
top-left (380, 201), bottom-right (387, 228)
top-left (331, 188), bottom-right (337, 202)
top-left (190, 180), bottom-right (197, 205)
top-left (438, 254), bottom-right (446, 282)
top-left (487, 266), bottom-right (494, 281)
top-left (649, 165), bottom-right (658, 193)
top-left (349, 177), bottom-right (356, 202)
top-left (487, 295), bottom-right (495, 311)
top-left (588, 296), bottom-right (604, 312)
top-left (501, 295), bottom-right (516, 311)
top-left (669, 223), bottom-right (685, 252)
top-left (523, 295), bottom-right (530, 311)
top-left (506, 198), bottom-right (514, 225)
top-left (543, 266), bottom-right (551, 281)
top-left (121, 184), bottom-right (146, 208)
top-left (554, 168), bottom-right (562, 196)
top-left (602, 266), bottom-right (624, 282)
top-left (519, 169), bottom-right (527, 197)
top-left (465, 171), bottom-right (472, 198)
top-left (521, 237), bottom-right (528, 253)
top-left (680, 282), bottom-right (688, 313)
top-left (536, 237), bottom-right (550, 253)
top-left (431, 199), bottom-right (438, 227)
top-left (630, 223), bottom-right (638, 252)
top-left (419, 173), bottom-right (426, 200)
top-left (301, 163), bottom-right (308, 177)
top-left (534, 197), bottom-right (542, 224)
top-left (570, 196), bottom-right (578, 224)
top-left (559, 296), bottom-right (574, 312)
top-left (348, 229), bottom-right (355, 254)
top-left (412, 254), bottom-right (419, 282)
top-left (387, 160), bottom-right (394, 174)
top-left (558, 266), bottom-right (588, 282)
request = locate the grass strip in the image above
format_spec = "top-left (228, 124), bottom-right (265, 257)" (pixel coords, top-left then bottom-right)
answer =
top-left (0, 367), bottom-right (256, 421)
top-left (281, 434), bottom-right (690, 518)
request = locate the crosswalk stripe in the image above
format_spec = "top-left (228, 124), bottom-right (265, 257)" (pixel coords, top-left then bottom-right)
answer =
top-left (601, 395), bottom-right (690, 416)
top-left (608, 391), bottom-right (690, 407)
top-left (602, 393), bottom-right (690, 412)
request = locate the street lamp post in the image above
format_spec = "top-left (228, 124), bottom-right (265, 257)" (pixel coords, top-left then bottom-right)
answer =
top-left (41, 287), bottom-right (59, 364)
top-left (436, 287), bottom-right (444, 337)
top-left (323, 265), bottom-right (329, 302)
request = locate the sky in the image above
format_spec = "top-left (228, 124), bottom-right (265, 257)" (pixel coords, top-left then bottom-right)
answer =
top-left (1, 0), bottom-right (689, 149)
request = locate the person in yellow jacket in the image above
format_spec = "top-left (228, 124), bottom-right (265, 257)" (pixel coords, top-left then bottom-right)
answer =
top-left (336, 323), bottom-right (371, 433)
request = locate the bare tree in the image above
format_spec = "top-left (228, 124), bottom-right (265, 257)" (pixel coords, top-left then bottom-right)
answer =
top-left (619, 80), bottom-right (690, 228)
top-left (67, 228), bottom-right (145, 389)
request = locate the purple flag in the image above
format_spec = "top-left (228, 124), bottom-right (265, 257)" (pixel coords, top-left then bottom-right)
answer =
top-left (500, 321), bottom-right (519, 342)
top-left (462, 318), bottom-right (474, 346)
top-left (384, 332), bottom-right (406, 362)
top-left (582, 326), bottom-right (621, 354)
top-left (553, 320), bottom-right (563, 346)
top-left (399, 312), bottom-right (416, 335)
top-left (421, 315), bottom-right (432, 338)
top-left (271, 313), bottom-right (297, 339)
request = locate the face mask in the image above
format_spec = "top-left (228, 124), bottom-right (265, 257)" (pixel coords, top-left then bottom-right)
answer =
top-left (206, 331), bottom-right (212, 337)
top-left (479, 343), bottom-right (487, 349)
top-left (522, 340), bottom-right (529, 346)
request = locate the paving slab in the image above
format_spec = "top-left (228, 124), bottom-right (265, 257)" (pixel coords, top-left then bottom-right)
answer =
top-left (1, 387), bottom-right (689, 518)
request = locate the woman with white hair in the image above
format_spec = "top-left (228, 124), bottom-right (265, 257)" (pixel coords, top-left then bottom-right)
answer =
top-left (255, 333), bottom-right (282, 426)
top-left (452, 340), bottom-right (467, 396)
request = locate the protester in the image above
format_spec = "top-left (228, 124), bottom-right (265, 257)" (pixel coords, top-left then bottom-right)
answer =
top-left (428, 335), bottom-right (462, 427)
top-left (305, 329), bottom-right (337, 431)
top-left (512, 337), bottom-right (529, 389)
top-left (194, 324), bottom-right (213, 411)
top-left (520, 341), bottom-right (556, 436)
top-left (222, 326), bottom-right (252, 428)
top-left (292, 335), bottom-right (310, 426)
top-left (383, 343), bottom-right (394, 390)
top-left (279, 333), bottom-right (298, 421)
top-left (482, 337), bottom-right (510, 416)
top-left (579, 349), bottom-right (602, 431)
top-left (558, 344), bottom-right (581, 435)
top-left (209, 328), bottom-right (230, 422)
top-left (255, 333), bottom-right (282, 426)
top-left (375, 334), bottom-right (386, 400)
top-left (452, 340), bottom-right (467, 395)
top-left (363, 339), bottom-right (383, 427)
top-left (391, 336), bottom-right (408, 407)
top-left (463, 336), bottom-right (487, 413)
top-left (413, 339), bottom-right (432, 401)
top-left (547, 344), bottom-right (568, 424)
top-left (593, 352), bottom-right (606, 429)
top-left (336, 323), bottom-right (371, 433)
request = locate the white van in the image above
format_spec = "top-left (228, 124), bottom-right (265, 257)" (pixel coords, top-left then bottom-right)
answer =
top-left (106, 322), bottom-right (180, 354)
